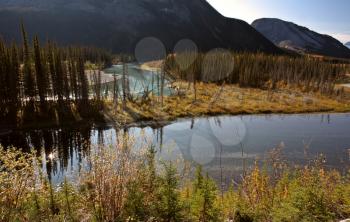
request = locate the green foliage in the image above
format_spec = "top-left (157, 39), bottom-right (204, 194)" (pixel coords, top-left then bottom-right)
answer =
top-left (271, 168), bottom-right (350, 222)
top-left (190, 166), bottom-right (221, 222)
top-left (123, 180), bottom-right (149, 221)
top-left (123, 149), bottom-right (184, 222)
top-left (123, 147), bottom-right (158, 221)
top-left (156, 162), bottom-right (184, 221)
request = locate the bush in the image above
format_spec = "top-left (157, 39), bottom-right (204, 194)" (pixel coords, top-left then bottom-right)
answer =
top-left (1, 143), bottom-right (350, 221)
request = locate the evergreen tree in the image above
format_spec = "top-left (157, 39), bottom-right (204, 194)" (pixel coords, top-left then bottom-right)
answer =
top-left (9, 44), bottom-right (21, 123)
top-left (21, 22), bottom-right (36, 101)
top-left (47, 42), bottom-right (57, 98)
top-left (0, 26), bottom-right (112, 125)
top-left (123, 146), bottom-right (158, 221)
top-left (33, 36), bottom-right (48, 107)
top-left (123, 180), bottom-right (148, 221)
top-left (54, 50), bottom-right (64, 103)
top-left (156, 162), bottom-right (184, 222)
top-left (0, 44), bottom-right (10, 120)
top-left (193, 165), bottom-right (204, 192)
top-left (191, 166), bottom-right (221, 222)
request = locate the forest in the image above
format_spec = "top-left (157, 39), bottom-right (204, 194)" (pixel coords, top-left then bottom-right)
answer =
top-left (165, 50), bottom-right (348, 95)
top-left (0, 24), bottom-right (112, 127)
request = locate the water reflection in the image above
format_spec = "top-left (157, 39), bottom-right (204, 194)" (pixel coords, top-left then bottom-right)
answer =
top-left (0, 127), bottom-right (91, 182)
top-left (1, 113), bottom-right (350, 185)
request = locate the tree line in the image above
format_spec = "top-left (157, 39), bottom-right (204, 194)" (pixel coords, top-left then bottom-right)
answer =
top-left (166, 51), bottom-right (348, 95)
top-left (0, 25), bottom-right (112, 126)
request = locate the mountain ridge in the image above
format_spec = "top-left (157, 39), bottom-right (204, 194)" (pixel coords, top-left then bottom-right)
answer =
top-left (0, 0), bottom-right (281, 54)
top-left (252, 18), bottom-right (350, 59)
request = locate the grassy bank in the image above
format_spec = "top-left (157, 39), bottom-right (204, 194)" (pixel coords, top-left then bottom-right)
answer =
top-left (6, 81), bottom-right (350, 129)
top-left (1, 141), bottom-right (349, 221)
top-left (106, 81), bottom-right (350, 126)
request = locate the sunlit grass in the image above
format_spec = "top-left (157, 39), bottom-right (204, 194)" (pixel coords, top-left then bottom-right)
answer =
top-left (107, 81), bottom-right (350, 125)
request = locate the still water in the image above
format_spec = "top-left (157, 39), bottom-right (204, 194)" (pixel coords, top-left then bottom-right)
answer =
top-left (1, 113), bottom-right (350, 184)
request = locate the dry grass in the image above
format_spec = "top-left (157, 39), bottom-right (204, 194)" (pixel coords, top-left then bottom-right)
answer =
top-left (106, 81), bottom-right (350, 126)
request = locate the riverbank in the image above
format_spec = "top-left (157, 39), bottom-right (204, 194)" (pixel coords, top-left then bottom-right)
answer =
top-left (107, 81), bottom-right (350, 126)
top-left (2, 81), bottom-right (350, 131)
top-left (140, 60), bottom-right (163, 71)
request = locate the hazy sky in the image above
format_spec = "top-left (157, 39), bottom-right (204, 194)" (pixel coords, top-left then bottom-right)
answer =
top-left (206, 0), bottom-right (350, 43)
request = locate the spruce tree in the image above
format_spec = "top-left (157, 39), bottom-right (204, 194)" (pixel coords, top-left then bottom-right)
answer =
top-left (33, 36), bottom-right (48, 107)
top-left (191, 166), bottom-right (221, 222)
top-left (156, 162), bottom-right (184, 221)
top-left (54, 50), bottom-right (64, 103)
top-left (0, 45), bottom-right (10, 120)
top-left (21, 22), bottom-right (36, 102)
top-left (9, 44), bottom-right (21, 123)
top-left (47, 42), bottom-right (57, 98)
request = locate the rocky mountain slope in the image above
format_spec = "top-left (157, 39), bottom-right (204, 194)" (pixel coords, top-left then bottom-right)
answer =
top-left (0, 0), bottom-right (281, 54)
top-left (252, 18), bottom-right (350, 58)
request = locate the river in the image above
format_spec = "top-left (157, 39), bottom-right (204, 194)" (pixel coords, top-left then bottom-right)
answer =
top-left (1, 113), bottom-right (350, 185)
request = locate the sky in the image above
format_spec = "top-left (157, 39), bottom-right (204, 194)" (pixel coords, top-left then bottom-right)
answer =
top-left (206, 0), bottom-right (350, 44)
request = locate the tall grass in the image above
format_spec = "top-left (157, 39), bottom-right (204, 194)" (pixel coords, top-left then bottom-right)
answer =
top-left (1, 141), bottom-right (350, 221)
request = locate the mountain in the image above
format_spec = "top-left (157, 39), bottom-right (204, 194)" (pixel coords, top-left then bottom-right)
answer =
top-left (0, 0), bottom-right (281, 54)
top-left (252, 18), bottom-right (350, 59)
top-left (346, 42), bottom-right (350, 49)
